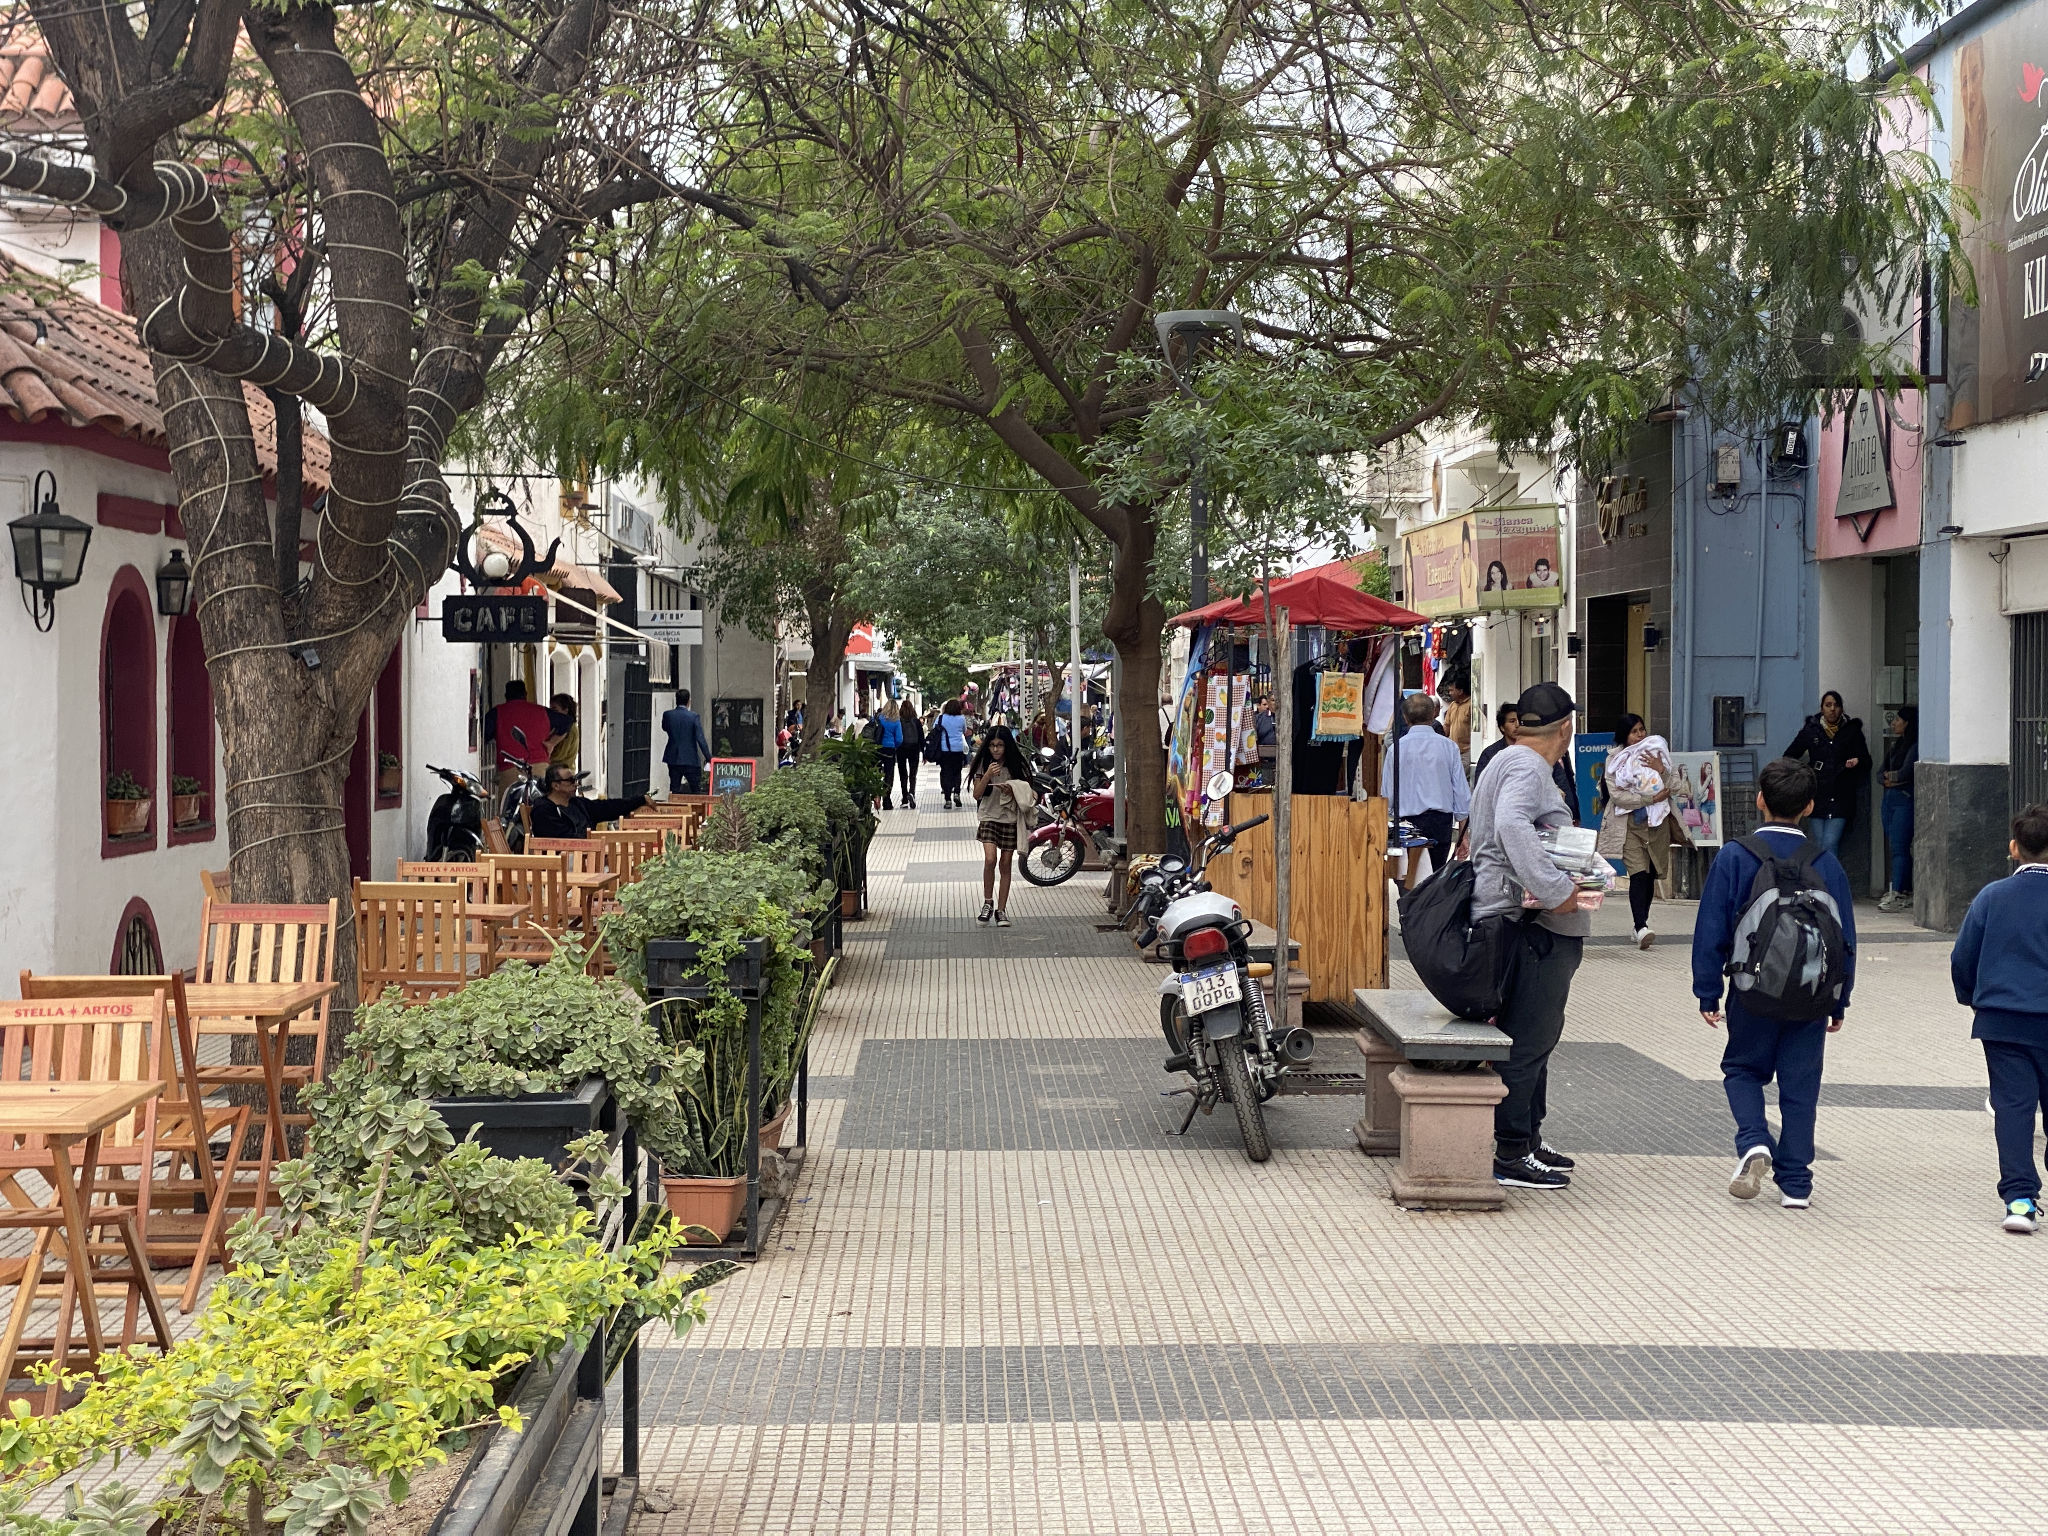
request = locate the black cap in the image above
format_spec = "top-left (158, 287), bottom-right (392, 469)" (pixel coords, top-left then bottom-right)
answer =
top-left (1514, 682), bottom-right (1575, 729)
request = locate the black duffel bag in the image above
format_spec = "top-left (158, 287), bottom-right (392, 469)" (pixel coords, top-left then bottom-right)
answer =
top-left (1395, 860), bottom-right (1524, 1022)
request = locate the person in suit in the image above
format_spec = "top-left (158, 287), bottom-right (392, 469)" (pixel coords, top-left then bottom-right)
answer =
top-left (661, 689), bottom-right (713, 794)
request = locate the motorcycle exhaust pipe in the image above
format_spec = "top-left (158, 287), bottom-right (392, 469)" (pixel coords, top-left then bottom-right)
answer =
top-left (1273, 1026), bottom-right (1315, 1065)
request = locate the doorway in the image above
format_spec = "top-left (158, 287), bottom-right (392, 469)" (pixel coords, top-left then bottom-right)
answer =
top-left (1583, 593), bottom-right (1653, 737)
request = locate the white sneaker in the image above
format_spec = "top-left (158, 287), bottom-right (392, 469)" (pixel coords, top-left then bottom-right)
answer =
top-left (1635, 927), bottom-right (1655, 950)
top-left (1729, 1146), bottom-right (1771, 1200)
top-left (977, 900), bottom-right (994, 924)
top-left (1780, 1192), bottom-right (1811, 1209)
top-left (2004, 1199), bottom-right (2040, 1234)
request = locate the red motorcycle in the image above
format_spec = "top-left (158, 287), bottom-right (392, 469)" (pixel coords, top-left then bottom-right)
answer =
top-left (1021, 782), bottom-right (1114, 887)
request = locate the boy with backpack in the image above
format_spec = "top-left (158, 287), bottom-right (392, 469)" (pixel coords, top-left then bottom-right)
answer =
top-left (1950, 804), bottom-right (2048, 1234)
top-left (1691, 758), bottom-right (1856, 1209)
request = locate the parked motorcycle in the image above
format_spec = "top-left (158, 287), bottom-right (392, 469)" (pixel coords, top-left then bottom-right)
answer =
top-left (1139, 774), bottom-right (1315, 1162)
top-left (424, 765), bottom-right (489, 860)
top-left (1021, 778), bottom-right (1115, 887)
top-left (495, 727), bottom-right (585, 852)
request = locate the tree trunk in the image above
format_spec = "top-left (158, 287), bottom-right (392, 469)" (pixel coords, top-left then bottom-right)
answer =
top-left (1102, 508), bottom-right (1167, 854)
top-left (802, 590), bottom-right (853, 752)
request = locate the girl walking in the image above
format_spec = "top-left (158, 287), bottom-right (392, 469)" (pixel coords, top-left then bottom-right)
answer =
top-left (971, 725), bottom-right (1031, 926)
top-left (1879, 705), bottom-right (1918, 911)
top-left (1595, 714), bottom-right (1688, 949)
top-left (935, 699), bottom-right (971, 807)
top-left (876, 701), bottom-right (903, 810)
top-left (897, 704), bottom-right (925, 808)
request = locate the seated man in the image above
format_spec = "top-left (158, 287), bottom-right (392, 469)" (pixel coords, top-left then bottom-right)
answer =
top-left (525, 766), bottom-right (649, 840)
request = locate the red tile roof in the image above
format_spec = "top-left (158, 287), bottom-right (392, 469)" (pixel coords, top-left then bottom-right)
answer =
top-left (476, 519), bottom-right (621, 602)
top-left (0, 251), bottom-right (330, 488)
top-left (0, 23), bottom-right (75, 130)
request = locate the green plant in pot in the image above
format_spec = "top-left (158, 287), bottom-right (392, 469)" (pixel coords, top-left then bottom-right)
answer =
top-left (170, 772), bottom-right (205, 827)
top-left (103, 768), bottom-right (150, 838)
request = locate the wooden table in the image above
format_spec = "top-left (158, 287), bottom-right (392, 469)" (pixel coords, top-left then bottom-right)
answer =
top-left (184, 981), bottom-right (339, 1209)
top-left (565, 870), bottom-right (619, 917)
top-left (0, 1081), bottom-right (169, 1364)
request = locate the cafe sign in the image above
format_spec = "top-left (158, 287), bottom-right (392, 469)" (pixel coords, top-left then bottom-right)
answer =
top-left (441, 594), bottom-right (549, 642)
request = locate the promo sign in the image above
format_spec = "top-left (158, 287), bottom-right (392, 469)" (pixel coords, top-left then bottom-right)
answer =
top-left (1835, 390), bottom-right (1896, 521)
top-left (441, 594), bottom-right (548, 642)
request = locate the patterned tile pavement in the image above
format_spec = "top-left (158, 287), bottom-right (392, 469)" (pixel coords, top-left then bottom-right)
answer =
top-left (632, 766), bottom-right (2048, 1534)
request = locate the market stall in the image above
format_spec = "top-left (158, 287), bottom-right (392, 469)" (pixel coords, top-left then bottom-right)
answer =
top-left (1166, 559), bottom-right (1425, 1003)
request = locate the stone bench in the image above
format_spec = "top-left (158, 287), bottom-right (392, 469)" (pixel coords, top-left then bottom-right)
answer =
top-left (1350, 989), bottom-right (1512, 1210)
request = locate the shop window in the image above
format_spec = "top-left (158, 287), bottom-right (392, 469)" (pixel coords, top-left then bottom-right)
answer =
top-left (111, 897), bottom-right (162, 974)
top-left (167, 617), bottom-right (215, 844)
top-left (375, 646), bottom-right (402, 804)
top-left (100, 568), bottom-right (157, 857)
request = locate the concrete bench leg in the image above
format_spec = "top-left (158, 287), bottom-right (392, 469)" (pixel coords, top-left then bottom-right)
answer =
top-left (1387, 1063), bottom-right (1508, 1210)
top-left (1351, 1032), bottom-right (1403, 1156)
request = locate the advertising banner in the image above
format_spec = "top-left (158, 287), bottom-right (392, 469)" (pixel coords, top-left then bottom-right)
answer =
top-left (1403, 516), bottom-right (1474, 617)
top-left (1403, 504), bottom-right (1563, 618)
top-left (1668, 751), bottom-right (1725, 847)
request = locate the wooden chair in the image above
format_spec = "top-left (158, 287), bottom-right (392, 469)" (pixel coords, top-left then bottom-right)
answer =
top-left (481, 854), bottom-right (574, 966)
top-left (526, 840), bottom-right (621, 925)
top-left (199, 868), bottom-right (231, 905)
top-left (0, 994), bottom-right (177, 1400)
top-left (397, 861), bottom-right (502, 972)
top-left (355, 882), bottom-right (471, 1002)
top-left (592, 826), bottom-right (674, 887)
top-left (16, 973), bottom-right (249, 1313)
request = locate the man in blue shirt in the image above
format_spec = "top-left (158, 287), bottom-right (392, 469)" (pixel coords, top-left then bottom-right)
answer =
top-left (1951, 803), bottom-right (2048, 1233)
top-left (1379, 693), bottom-right (1470, 880)
top-left (660, 690), bottom-right (712, 794)
top-left (1692, 758), bottom-right (1857, 1211)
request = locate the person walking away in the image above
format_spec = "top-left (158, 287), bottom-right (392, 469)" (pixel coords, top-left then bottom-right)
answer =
top-left (876, 701), bottom-right (903, 809)
top-left (660, 689), bottom-right (712, 794)
top-left (1950, 804), bottom-right (2048, 1233)
top-left (1440, 677), bottom-right (1473, 767)
top-left (1782, 691), bottom-right (1869, 858)
top-left (1595, 714), bottom-right (1689, 949)
top-left (935, 700), bottom-right (971, 808)
top-left (897, 704), bottom-right (925, 808)
top-left (1467, 682), bottom-right (1587, 1190)
top-left (1380, 693), bottom-right (1470, 883)
top-left (1693, 759), bottom-right (1856, 1210)
top-left (1879, 706), bottom-right (1918, 912)
top-left (485, 681), bottom-right (555, 795)
top-left (970, 725), bottom-right (1030, 926)
top-left (547, 694), bottom-right (581, 773)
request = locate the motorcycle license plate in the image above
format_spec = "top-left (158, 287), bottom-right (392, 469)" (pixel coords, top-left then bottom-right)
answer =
top-left (1180, 963), bottom-right (1242, 1013)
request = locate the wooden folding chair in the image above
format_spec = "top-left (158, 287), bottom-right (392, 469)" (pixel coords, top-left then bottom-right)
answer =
top-left (191, 900), bottom-right (337, 1187)
top-left (526, 840), bottom-right (621, 925)
top-left (481, 854), bottom-right (574, 965)
top-left (591, 826), bottom-right (674, 887)
top-left (17, 973), bottom-right (248, 1313)
top-left (0, 995), bottom-right (175, 1402)
top-left (199, 868), bottom-right (232, 905)
top-left (354, 882), bottom-right (471, 1002)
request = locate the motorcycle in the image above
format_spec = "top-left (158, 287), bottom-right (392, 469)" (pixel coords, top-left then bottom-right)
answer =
top-left (1140, 774), bottom-right (1315, 1162)
top-left (424, 765), bottom-right (489, 860)
top-left (1021, 750), bottom-right (1116, 887)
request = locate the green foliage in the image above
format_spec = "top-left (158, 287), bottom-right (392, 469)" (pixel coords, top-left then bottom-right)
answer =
top-left (267, 1464), bottom-right (387, 1536)
top-left (168, 1375), bottom-right (275, 1495)
top-left (103, 770), bottom-right (145, 802)
top-left (810, 741), bottom-right (880, 825)
top-left (171, 774), bottom-right (204, 797)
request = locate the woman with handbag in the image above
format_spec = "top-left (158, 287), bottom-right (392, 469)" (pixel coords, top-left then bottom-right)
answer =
top-left (969, 724), bottom-right (1032, 926)
top-left (1595, 714), bottom-right (1689, 949)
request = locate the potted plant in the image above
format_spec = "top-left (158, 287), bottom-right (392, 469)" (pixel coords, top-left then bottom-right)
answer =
top-left (103, 768), bottom-right (150, 838)
top-left (378, 749), bottom-right (403, 796)
top-left (170, 772), bottom-right (205, 827)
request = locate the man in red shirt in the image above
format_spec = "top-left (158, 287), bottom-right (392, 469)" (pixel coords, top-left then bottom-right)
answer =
top-left (483, 681), bottom-right (555, 791)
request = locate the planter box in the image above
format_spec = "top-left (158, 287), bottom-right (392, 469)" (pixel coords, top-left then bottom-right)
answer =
top-left (379, 766), bottom-right (404, 796)
top-left (839, 888), bottom-right (861, 920)
top-left (430, 1329), bottom-right (606, 1536)
top-left (429, 1075), bottom-right (612, 1168)
top-left (758, 1101), bottom-right (792, 1155)
top-left (171, 793), bottom-right (204, 828)
top-left (644, 936), bottom-right (767, 1000)
top-left (104, 798), bottom-right (151, 838)
top-left (661, 1173), bottom-right (747, 1244)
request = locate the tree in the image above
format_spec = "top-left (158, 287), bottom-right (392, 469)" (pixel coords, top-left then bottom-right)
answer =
top-left (0, 2), bottom-right (699, 1029)
top-left (517, 0), bottom-right (1950, 851)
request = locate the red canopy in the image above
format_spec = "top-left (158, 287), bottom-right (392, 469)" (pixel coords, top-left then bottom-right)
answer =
top-left (1168, 557), bottom-right (1425, 631)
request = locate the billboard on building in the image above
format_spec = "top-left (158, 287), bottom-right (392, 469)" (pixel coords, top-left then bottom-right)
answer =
top-left (1951, 15), bottom-right (2048, 428)
top-left (1403, 504), bottom-right (1563, 618)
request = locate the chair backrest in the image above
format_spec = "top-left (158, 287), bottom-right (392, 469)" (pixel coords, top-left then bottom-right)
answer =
top-left (199, 868), bottom-right (231, 905)
top-left (592, 827), bottom-right (672, 885)
top-left (526, 839), bottom-right (605, 877)
top-left (353, 882), bottom-right (469, 1003)
top-left (397, 860), bottom-right (491, 903)
top-left (18, 974), bottom-right (202, 1154)
top-left (194, 899), bottom-right (339, 1076)
top-left (0, 991), bottom-right (167, 1158)
top-left (482, 853), bottom-right (570, 929)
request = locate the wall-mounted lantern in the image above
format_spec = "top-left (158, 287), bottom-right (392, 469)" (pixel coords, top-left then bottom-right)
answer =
top-left (8, 470), bottom-right (91, 632)
top-left (155, 549), bottom-right (192, 617)
top-left (450, 486), bottom-right (561, 589)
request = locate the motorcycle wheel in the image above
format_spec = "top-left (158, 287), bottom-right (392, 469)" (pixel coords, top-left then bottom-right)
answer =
top-left (1020, 829), bottom-right (1087, 887)
top-left (1215, 1042), bottom-right (1272, 1162)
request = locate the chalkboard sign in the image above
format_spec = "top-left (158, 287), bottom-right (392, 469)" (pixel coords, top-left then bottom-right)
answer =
top-left (711, 696), bottom-right (765, 758)
top-left (709, 758), bottom-right (757, 796)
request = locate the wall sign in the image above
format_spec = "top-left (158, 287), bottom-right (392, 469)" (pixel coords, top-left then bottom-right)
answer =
top-left (709, 757), bottom-right (757, 796)
top-left (710, 696), bottom-right (765, 758)
top-left (441, 594), bottom-right (548, 642)
top-left (1835, 390), bottom-right (1896, 527)
top-left (1401, 503), bottom-right (1564, 618)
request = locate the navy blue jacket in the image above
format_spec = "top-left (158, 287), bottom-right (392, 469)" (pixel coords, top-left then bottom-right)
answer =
top-left (1951, 865), bottom-right (2048, 1046)
top-left (1691, 824), bottom-right (1858, 1018)
top-left (660, 705), bottom-right (711, 768)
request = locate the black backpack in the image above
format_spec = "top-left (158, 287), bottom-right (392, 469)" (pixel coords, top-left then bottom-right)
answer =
top-left (1396, 861), bottom-right (1524, 1022)
top-left (1722, 834), bottom-right (1850, 1021)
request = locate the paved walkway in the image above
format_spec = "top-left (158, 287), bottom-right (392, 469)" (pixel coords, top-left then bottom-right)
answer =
top-left (633, 767), bottom-right (2045, 1534)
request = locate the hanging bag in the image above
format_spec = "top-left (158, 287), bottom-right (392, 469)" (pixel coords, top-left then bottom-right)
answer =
top-left (1396, 861), bottom-right (1526, 1021)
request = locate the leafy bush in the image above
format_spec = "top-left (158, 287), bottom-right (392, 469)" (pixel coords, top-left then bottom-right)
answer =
top-left (171, 774), bottom-right (203, 797)
top-left (814, 736), bottom-right (883, 816)
top-left (103, 769), bottom-right (146, 801)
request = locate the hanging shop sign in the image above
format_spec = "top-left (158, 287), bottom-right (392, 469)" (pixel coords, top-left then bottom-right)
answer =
top-left (1401, 504), bottom-right (1564, 619)
top-left (1835, 390), bottom-right (1896, 522)
top-left (441, 594), bottom-right (548, 642)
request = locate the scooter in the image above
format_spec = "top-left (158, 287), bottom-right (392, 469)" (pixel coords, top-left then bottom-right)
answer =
top-left (1021, 775), bottom-right (1116, 889)
top-left (424, 765), bottom-right (488, 860)
top-left (1144, 774), bottom-right (1315, 1162)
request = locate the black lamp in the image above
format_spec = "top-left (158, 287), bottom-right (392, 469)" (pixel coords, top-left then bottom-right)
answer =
top-left (155, 549), bottom-right (192, 616)
top-left (9, 469), bottom-right (91, 632)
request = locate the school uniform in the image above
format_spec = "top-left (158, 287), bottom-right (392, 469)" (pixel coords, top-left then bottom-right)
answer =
top-left (1691, 824), bottom-right (1857, 1199)
top-left (1952, 864), bottom-right (2048, 1203)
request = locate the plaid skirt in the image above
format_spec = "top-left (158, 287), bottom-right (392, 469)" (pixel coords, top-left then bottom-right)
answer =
top-left (977, 817), bottom-right (1018, 851)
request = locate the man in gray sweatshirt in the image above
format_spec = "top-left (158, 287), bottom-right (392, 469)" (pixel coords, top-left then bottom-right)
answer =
top-left (1467, 682), bottom-right (1592, 1190)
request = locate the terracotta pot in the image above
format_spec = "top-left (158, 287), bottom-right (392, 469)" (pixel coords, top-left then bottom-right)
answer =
top-left (104, 798), bottom-right (151, 838)
top-left (758, 1102), bottom-right (793, 1155)
top-left (839, 888), bottom-right (861, 920)
top-left (171, 794), bottom-right (204, 828)
top-left (661, 1174), bottom-right (747, 1245)
top-left (378, 767), bottom-right (403, 796)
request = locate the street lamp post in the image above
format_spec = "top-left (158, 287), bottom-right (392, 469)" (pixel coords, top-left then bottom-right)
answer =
top-left (1154, 310), bottom-right (1243, 608)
